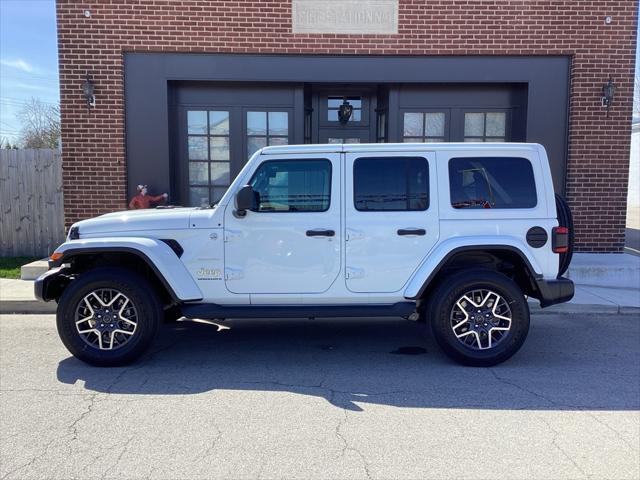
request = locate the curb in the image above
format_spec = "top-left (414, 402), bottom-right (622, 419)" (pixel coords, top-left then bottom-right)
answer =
top-left (528, 302), bottom-right (640, 316)
top-left (1, 300), bottom-right (639, 316)
top-left (0, 300), bottom-right (57, 315)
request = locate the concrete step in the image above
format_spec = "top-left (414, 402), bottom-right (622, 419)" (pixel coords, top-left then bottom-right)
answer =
top-left (20, 259), bottom-right (49, 281)
top-left (567, 253), bottom-right (640, 288)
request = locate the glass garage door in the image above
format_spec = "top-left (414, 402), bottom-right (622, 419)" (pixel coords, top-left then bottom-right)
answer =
top-left (186, 110), bottom-right (231, 207)
top-left (401, 109), bottom-right (510, 143)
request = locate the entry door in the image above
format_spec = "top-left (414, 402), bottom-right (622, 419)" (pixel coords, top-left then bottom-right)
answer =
top-left (344, 152), bottom-right (439, 293)
top-left (224, 153), bottom-right (341, 294)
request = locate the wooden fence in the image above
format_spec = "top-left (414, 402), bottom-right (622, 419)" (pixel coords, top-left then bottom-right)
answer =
top-left (0, 149), bottom-right (65, 257)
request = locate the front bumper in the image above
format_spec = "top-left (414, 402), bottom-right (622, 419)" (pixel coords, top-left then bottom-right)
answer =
top-left (534, 276), bottom-right (575, 308)
top-left (34, 266), bottom-right (70, 302)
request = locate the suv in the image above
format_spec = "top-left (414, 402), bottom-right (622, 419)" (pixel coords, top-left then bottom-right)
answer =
top-left (36, 143), bottom-right (574, 367)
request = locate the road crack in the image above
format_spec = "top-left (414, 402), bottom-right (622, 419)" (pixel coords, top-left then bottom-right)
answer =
top-left (538, 415), bottom-right (590, 479)
top-left (334, 405), bottom-right (373, 480)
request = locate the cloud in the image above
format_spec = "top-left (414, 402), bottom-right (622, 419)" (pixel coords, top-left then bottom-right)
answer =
top-left (0, 58), bottom-right (35, 73)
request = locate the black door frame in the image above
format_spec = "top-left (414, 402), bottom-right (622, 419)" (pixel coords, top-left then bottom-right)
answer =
top-left (309, 85), bottom-right (379, 144)
top-left (126, 53), bottom-right (570, 196)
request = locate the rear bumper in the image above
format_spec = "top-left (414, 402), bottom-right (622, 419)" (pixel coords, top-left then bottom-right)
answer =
top-left (34, 266), bottom-right (69, 302)
top-left (534, 276), bottom-right (574, 308)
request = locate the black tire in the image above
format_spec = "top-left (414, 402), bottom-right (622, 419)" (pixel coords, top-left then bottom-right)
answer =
top-left (555, 194), bottom-right (574, 276)
top-left (427, 269), bottom-right (530, 367)
top-left (56, 267), bottom-right (162, 366)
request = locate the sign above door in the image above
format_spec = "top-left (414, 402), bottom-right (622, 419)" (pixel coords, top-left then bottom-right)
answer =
top-left (292, 0), bottom-right (398, 34)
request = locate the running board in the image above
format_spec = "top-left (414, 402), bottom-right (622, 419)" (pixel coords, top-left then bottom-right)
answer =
top-left (180, 302), bottom-right (417, 320)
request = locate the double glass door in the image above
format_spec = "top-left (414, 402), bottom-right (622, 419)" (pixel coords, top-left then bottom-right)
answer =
top-left (181, 107), bottom-right (292, 207)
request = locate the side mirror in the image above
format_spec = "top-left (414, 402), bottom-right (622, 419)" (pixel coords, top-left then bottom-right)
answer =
top-left (235, 185), bottom-right (256, 217)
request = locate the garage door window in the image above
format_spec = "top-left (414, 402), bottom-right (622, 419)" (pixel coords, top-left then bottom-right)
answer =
top-left (247, 111), bottom-right (289, 159)
top-left (464, 112), bottom-right (507, 142)
top-left (403, 112), bottom-right (446, 143)
top-left (187, 110), bottom-right (231, 207)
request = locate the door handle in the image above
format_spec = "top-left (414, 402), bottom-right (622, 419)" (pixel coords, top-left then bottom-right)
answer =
top-left (306, 229), bottom-right (335, 237)
top-left (397, 228), bottom-right (426, 236)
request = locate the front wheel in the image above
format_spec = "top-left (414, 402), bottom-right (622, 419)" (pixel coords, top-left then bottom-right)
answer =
top-left (56, 267), bottom-right (162, 366)
top-left (427, 270), bottom-right (530, 366)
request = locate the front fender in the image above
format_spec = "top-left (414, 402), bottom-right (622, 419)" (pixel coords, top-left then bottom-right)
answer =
top-left (50, 237), bottom-right (203, 301)
top-left (403, 236), bottom-right (542, 300)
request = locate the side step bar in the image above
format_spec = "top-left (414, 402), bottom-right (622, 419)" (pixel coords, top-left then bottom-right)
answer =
top-left (181, 302), bottom-right (417, 320)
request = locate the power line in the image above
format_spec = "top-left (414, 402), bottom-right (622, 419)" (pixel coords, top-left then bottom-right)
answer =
top-left (0, 69), bottom-right (59, 82)
top-left (0, 97), bottom-right (59, 107)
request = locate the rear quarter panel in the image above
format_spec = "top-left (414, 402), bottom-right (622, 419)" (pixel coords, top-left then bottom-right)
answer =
top-left (405, 145), bottom-right (558, 299)
top-left (439, 145), bottom-right (557, 276)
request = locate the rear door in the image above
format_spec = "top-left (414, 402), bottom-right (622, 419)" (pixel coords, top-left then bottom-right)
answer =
top-left (344, 152), bottom-right (439, 293)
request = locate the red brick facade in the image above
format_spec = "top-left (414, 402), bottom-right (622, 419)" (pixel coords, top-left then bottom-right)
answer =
top-left (56, 0), bottom-right (638, 251)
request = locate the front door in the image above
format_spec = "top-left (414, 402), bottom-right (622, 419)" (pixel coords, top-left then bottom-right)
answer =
top-left (315, 91), bottom-right (377, 144)
top-left (223, 153), bottom-right (341, 295)
top-left (344, 151), bottom-right (440, 293)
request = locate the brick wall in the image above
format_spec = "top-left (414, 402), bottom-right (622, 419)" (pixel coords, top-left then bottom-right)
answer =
top-left (56, 0), bottom-right (638, 251)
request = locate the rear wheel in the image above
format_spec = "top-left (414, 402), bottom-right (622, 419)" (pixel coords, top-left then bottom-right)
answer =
top-left (427, 270), bottom-right (530, 366)
top-left (56, 267), bottom-right (162, 366)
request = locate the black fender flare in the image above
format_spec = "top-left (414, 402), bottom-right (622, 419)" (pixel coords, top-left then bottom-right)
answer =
top-left (406, 245), bottom-right (543, 301)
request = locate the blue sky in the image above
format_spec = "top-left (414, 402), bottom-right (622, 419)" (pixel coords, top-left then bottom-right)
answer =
top-left (0, 1), bottom-right (638, 144)
top-left (0, 0), bottom-right (59, 144)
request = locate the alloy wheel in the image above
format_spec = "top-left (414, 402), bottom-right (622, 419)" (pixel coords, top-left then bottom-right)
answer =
top-left (74, 289), bottom-right (138, 350)
top-left (450, 289), bottom-right (512, 350)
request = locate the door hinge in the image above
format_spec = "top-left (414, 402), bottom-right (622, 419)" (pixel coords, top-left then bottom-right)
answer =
top-left (346, 228), bottom-right (364, 241)
top-left (224, 230), bottom-right (242, 242)
top-left (345, 267), bottom-right (365, 279)
top-left (224, 267), bottom-right (244, 281)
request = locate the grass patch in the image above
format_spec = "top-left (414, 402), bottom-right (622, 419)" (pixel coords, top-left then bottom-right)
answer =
top-left (0, 257), bottom-right (40, 279)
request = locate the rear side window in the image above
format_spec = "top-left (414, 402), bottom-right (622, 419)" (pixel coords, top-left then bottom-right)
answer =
top-left (354, 157), bottom-right (429, 211)
top-left (249, 159), bottom-right (331, 212)
top-left (448, 157), bottom-right (537, 209)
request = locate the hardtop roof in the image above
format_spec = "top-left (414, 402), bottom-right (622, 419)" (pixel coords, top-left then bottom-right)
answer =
top-left (260, 142), bottom-right (542, 155)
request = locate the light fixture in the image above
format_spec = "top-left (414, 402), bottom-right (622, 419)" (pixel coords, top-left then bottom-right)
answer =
top-left (82, 73), bottom-right (95, 108)
top-left (601, 77), bottom-right (615, 115)
top-left (338, 99), bottom-right (353, 124)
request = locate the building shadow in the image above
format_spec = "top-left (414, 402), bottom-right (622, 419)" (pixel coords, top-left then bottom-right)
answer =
top-left (57, 315), bottom-right (640, 412)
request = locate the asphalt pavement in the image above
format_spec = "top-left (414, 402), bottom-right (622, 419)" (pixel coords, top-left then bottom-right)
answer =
top-left (1, 313), bottom-right (639, 480)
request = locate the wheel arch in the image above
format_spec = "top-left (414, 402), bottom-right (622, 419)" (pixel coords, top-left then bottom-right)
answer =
top-left (43, 239), bottom-right (202, 304)
top-left (405, 245), bottom-right (543, 302)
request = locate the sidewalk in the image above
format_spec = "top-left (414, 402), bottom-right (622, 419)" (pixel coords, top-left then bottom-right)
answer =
top-left (1, 253), bottom-right (639, 315)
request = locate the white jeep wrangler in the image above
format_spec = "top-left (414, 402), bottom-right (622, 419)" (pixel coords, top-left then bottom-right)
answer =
top-left (36, 143), bottom-right (574, 367)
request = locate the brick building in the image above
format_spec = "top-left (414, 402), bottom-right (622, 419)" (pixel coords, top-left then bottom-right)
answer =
top-left (56, 0), bottom-right (638, 251)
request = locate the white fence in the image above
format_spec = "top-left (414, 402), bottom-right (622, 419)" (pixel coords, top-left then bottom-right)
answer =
top-left (0, 149), bottom-right (65, 257)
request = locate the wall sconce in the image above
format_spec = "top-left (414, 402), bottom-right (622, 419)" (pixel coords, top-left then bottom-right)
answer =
top-left (82, 73), bottom-right (95, 108)
top-left (338, 100), bottom-right (353, 124)
top-left (601, 77), bottom-right (615, 115)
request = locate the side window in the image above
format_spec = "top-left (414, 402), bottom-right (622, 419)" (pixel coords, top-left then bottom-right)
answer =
top-left (354, 157), bottom-right (429, 211)
top-left (249, 159), bottom-right (331, 212)
top-left (448, 157), bottom-right (537, 209)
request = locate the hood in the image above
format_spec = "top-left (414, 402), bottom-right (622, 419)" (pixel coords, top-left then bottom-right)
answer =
top-left (73, 207), bottom-right (197, 236)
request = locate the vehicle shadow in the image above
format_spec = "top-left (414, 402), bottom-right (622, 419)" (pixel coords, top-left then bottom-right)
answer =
top-left (57, 315), bottom-right (640, 412)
